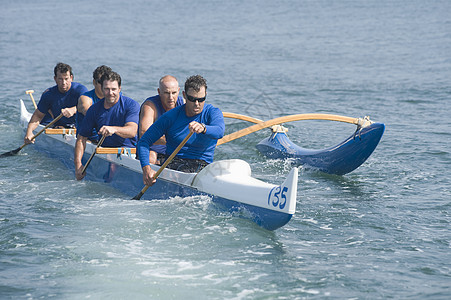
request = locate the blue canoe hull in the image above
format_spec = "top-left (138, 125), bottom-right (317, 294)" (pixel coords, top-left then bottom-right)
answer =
top-left (256, 123), bottom-right (385, 175)
top-left (26, 123), bottom-right (292, 230)
top-left (31, 134), bottom-right (292, 231)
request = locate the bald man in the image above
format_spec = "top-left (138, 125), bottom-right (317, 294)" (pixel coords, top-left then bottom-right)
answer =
top-left (138, 75), bottom-right (185, 164)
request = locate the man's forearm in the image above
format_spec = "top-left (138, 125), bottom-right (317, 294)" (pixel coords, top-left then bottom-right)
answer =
top-left (24, 110), bottom-right (45, 141)
top-left (74, 137), bottom-right (87, 167)
top-left (110, 123), bottom-right (138, 139)
top-left (25, 120), bottom-right (39, 137)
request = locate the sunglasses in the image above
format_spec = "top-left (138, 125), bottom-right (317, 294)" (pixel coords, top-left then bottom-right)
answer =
top-left (186, 93), bottom-right (206, 103)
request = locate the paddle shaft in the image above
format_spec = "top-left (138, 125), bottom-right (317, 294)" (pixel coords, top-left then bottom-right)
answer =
top-left (29, 113), bottom-right (64, 140)
top-left (81, 135), bottom-right (106, 175)
top-left (0, 113), bottom-right (63, 157)
top-left (133, 131), bottom-right (194, 200)
top-left (217, 113), bottom-right (360, 146)
top-left (26, 90), bottom-right (37, 110)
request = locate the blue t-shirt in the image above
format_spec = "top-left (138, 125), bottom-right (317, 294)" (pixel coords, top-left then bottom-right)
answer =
top-left (79, 94), bottom-right (140, 148)
top-left (139, 94), bottom-right (184, 154)
top-left (138, 103), bottom-right (225, 167)
top-left (37, 82), bottom-right (88, 127)
top-left (76, 89), bottom-right (103, 141)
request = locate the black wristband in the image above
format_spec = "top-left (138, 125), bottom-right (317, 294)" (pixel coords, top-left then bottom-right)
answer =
top-left (201, 123), bottom-right (206, 134)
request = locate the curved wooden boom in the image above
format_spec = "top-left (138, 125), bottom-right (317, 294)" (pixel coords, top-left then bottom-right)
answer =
top-left (218, 113), bottom-right (360, 146)
top-left (222, 112), bottom-right (263, 124)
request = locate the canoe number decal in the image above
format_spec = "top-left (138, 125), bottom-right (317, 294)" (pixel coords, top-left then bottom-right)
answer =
top-left (268, 186), bottom-right (288, 209)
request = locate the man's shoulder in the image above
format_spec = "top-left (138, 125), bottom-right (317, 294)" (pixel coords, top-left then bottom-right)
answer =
top-left (82, 89), bottom-right (96, 98)
top-left (161, 104), bottom-right (184, 120)
top-left (203, 103), bottom-right (222, 113)
top-left (144, 95), bottom-right (160, 102)
top-left (120, 94), bottom-right (139, 106)
top-left (170, 104), bottom-right (185, 114)
top-left (120, 95), bottom-right (140, 116)
top-left (71, 82), bottom-right (88, 93)
top-left (142, 95), bottom-right (160, 108)
top-left (42, 85), bottom-right (57, 96)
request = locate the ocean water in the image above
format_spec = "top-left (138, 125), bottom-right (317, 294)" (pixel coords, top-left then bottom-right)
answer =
top-left (1, 0), bottom-right (450, 299)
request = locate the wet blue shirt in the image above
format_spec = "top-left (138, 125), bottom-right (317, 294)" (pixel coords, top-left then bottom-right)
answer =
top-left (79, 95), bottom-right (140, 148)
top-left (37, 82), bottom-right (88, 127)
top-left (138, 103), bottom-right (225, 167)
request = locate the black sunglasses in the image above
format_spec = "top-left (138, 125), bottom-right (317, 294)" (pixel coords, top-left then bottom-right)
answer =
top-left (186, 94), bottom-right (206, 103)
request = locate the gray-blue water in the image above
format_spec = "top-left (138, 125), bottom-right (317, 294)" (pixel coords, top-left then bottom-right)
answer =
top-left (1, 0), bottom-right (450, 299)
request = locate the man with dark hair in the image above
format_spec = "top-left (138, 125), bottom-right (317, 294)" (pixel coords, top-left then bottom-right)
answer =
top-left (76, 65), bottom-right (112, 142)
top-left (74, 70), bottom-right (140, 180)
top-left (138, 75), bottom-right (225, 186)
top-left (138, 75), bottom-right (185, 164)
top-left (24, 62), bottom-right (88, 144)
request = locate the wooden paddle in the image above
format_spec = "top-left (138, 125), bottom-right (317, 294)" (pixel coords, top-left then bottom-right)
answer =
top-left (217, 113), bottom-right (360, 146)
top-left (26, 90), bottom-right (37, 109)
top-left (81, 134), bottom-right (107, 175)
top-left (0, 113), bottom-right (63, 157)
top-left (132, 131), bottom-right (194, 200)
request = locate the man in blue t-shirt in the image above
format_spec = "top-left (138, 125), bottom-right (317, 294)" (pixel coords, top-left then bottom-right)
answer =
top-left (24, 62), bottom-right (88, 144)
top-left (138, 75), bottom-right (225, 186)
top-left (138, 75), bottom-right (185, 164)
top-left (76, 65), bottom-right (112, 142)
top-left (74, 70), bottom-right (140, 180)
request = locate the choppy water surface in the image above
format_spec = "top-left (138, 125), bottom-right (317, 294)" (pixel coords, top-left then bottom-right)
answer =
top-left (1, 0), bottom-right (450, 299)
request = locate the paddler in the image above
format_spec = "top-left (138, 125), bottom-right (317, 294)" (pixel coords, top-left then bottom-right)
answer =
top-left (75, 65), bottom-right (112, 143)
top-left (137, 75), bottom-right (225, 186)
top-left (74, 70), bottom-right (140, 180)
top-left (138, 75), bottom-right (185, 164)
top-left (24, 62), bottom-right (88, 144)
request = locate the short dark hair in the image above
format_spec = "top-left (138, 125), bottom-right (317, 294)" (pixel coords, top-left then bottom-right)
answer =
top-left (100, 70), bottom-right (121, 87)
top-left (54, 62), bottom-right (73, 77)
top-left (93, 65), bottom-right (112, 83)
top-left (184, 75), bottom-right (207, 93)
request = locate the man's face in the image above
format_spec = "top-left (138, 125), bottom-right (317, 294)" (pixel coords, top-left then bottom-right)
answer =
top-left (102, 80), bottom-right (121, 105)
top-left (158, 79), bottom-right (180, 111)
top-left (54, 71), bottom-right (73, 93)
top-left (184, 86), bottom-right (206, 117)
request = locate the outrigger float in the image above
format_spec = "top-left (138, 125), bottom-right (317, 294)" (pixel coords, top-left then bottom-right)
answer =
top-left (17, 100), bottom-right (298, 231)
top-left (219, 113), bottom-right (385, 175)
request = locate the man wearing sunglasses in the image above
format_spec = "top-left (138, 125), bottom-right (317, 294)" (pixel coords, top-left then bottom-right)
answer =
top-left (137, 75), bottom-right (225, 186)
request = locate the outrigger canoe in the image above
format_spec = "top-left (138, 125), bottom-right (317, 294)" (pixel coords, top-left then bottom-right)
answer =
top-left (18, 100), bottom-right (298, 231)
top-left (256, 120), bottom-right (385, 175)
top-left (220, 113), bottom-right (384, 176)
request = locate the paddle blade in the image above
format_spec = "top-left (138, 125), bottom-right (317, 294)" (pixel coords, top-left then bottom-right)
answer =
top-left (132, 185), bottom-right (149, 200)
top-left (0, 147), bottom-right (22, 157)
top-left (132, 191), bottom-right (145, 200)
